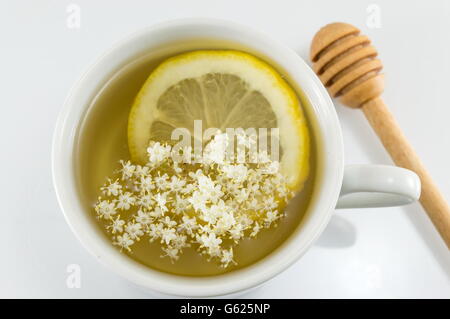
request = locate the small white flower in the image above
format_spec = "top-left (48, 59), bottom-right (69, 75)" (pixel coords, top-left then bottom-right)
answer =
top-left (162, 216), bottom-right (177, 228)
top-left (172, 234), bottom-right (189, 249)
top-left (228, 223), bottom-right (244, 241)
top-left (101, 179), bottom-right (122, 196)
top-left (271, 173), bottom-right (285, 186)
top-left (261, 179), bottom-right (274, 194)
top-left (160, 227), bottom-right (177, 245)
top-left (215, 212), bottom-right (236, 234)
top-left (136, 193), bottom-right (154, 209)
top-left (119, 160), bottom-right (136, 180)
top-left (247, 169), bottom-right (263, 183)
top-left (199, 224), bottom-right (214, 235)
top-left (235, 188), bottom-right (249, 204)
top-left (247, 182), bottom-right (260, 194)
top-left (240, 215), bottom-right (253, 228)
top-left (188, 191), bottom-right (208, 212)
top-left (149, 207), bottom-right (164, 218)
top-left (173, 194), bottom-right (188, 215)
top-left (226, 181), bottom-right (241, 196)
top-left (168, 175), bottom-right (186, 192)
top-left (154, 192), bottom-right (168, 213)
top-left (245, 197), bottom-right (260, 211)
top-left (147, 142), bottom-right (171, 164)
top-left (222, 164), bottom-right (248, 183)
top-left (197, 175), bottom-right (223, 204)
top-left (277, 183), bottom-right (289, 199)
top-left (188, 169), bottom-right (204, 180)
top-left (173, 162), bottom-right (183, 174)
top-left (250, 223), bottom-right (260, 237)
top-left (94, 199), bottom-right (117, 219)
top-left (238, 215), bottom-right (253, 229)
top-left (263, 195), bottom-right (278, 210)
top-left (198, 233), bottom-right (222, 251)
top-left (148, 223), bottom-right (164, 240)
top-left (180, 183), bottom-right (196, 195)
top-left (220, 248), bottom-right (235, 268)
top-left (197, 174), bottom-right (214, 192)
top-left (203, 200), bottom-right (228, 224)
top-left (203, 148), bottom-right (226, 164)
top-left (135, 210), bottom-right (152, 225)
top-left (203, 133), bottom-right (229, 164)
top-left (246, 197), bottom-right (259, 210)
top-left (265, 210), bottom-right (279, 225)
top-left (116, 192), bottom-right (135, 210)
top-left (161, 247), bottom-right (180, 261)
top-left (125, 222), bottom-right (144, 240)
top-left (179, 216), bottom-right (198, 235)
top-left (154, 173), bottom-right (170, 190)
top-left (137, 176), bottom-right (154, 192)
top-left (108, 216), bottom-right (125, 234)
top-left (134, 165), bottom-right (150, 177)
top-left (115, 233), bottom-right (134, 251)
top-left (209, 185), bottom-right (224, 204)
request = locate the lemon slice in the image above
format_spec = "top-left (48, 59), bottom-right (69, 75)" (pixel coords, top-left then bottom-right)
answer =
top-left (128, 50), bottom-right (309, 190)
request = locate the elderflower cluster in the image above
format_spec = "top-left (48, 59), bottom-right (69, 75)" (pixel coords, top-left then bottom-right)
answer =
top-left (94, 132), bottom-right (294, 268)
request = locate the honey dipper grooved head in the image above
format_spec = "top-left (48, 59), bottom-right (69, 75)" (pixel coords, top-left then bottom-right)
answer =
top-left (310, 22), bottom-right (384, 108)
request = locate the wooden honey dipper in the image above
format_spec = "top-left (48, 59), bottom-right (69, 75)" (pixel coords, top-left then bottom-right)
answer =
top-left (310, 22), bottom-right (450, 249)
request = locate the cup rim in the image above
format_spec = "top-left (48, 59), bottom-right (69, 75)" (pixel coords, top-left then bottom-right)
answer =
top-left (52, 18), bottom-right (344, 297)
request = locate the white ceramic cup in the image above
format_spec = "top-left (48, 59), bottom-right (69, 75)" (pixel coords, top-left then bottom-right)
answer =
top-left (52, 18), bottom-right (421, 297)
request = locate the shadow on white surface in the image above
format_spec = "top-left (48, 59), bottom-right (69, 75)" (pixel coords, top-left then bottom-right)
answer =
top-left (402, 204), bottom-right (450, 280)
top-left (334, 97), bottom-right (450, 281)
top-left (131, 278), bottom-right (265, 299)
top-left (315, 215), bottom-right (357, 248)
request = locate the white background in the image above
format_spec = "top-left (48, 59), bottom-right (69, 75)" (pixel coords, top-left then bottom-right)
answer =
top-left (1, 0), bottom-right (449, 298)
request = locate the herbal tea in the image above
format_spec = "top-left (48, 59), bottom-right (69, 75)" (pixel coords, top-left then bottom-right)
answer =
top-left (76, 47), bottom-right (316, 276)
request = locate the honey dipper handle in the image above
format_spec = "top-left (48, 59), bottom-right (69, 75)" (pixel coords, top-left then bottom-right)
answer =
top-left (362, 97), bottom-right (450, 248)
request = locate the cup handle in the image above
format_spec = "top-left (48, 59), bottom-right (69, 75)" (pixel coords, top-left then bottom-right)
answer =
top-left (336, 165), bottom-right (421, 209)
